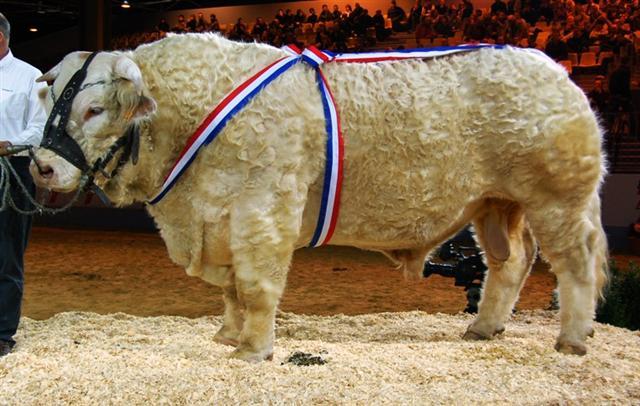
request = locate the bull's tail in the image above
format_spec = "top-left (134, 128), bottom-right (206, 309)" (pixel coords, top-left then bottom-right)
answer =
top-left (588, 192), bottom-right (609, 302)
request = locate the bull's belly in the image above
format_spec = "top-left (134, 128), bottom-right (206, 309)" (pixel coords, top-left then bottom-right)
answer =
top-left (297, 193), bottom-right (483, 251)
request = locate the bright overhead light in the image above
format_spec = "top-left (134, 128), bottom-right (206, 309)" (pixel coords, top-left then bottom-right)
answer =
top-left (121, 1), bottom-right (131, 8)
top-left (29, 27), bottom-right (38, 32)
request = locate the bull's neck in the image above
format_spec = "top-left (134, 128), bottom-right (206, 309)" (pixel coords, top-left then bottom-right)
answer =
top-left (101, 35), bottom-right (286, 206)
top-left (98, 119), bottom-right (162, 206)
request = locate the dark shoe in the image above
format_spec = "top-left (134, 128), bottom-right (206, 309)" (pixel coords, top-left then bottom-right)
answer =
top-left (0, 340), bottom-right (14, 357)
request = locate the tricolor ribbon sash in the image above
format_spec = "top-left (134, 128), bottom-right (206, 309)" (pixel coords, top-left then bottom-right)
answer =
top-left (149, 43), bottom-right (503, 247)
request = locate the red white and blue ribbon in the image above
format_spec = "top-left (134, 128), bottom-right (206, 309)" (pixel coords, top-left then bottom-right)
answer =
top-left (149, 43), bottom-right (503, 247)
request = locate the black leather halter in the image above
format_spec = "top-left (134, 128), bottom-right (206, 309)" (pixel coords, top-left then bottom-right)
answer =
top-left (39, 51), bottom-right (141, 204)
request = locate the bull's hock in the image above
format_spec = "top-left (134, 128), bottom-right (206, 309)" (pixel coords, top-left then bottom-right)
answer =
top-left (32, 33), bottom-right (607, 360)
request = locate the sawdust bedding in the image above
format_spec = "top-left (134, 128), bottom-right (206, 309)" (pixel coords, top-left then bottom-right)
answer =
top-left (1, 310), bottom-right (638, 405)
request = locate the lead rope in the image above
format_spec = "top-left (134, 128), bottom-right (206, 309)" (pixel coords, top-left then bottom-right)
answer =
top-left (0, 149), bottom-right (88, 215)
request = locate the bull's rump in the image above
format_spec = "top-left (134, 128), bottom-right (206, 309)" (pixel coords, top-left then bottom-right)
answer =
top-left (310, 47), bottom-right (603, 247)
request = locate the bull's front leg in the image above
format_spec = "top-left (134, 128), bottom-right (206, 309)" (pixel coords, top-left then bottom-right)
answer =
top-left (228, 188), bottom-right (304, 362)
top-left (214, 278), bottom-right (244, 347)
top-left (199, 266), bottom-right (244, 347)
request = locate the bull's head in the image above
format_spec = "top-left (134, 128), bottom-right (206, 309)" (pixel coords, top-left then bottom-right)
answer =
top-left (31, 51), bottom-right (156, 193)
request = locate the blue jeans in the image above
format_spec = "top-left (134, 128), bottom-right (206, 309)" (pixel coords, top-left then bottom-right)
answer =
top-left (0, 157), bottom-right (35, 344)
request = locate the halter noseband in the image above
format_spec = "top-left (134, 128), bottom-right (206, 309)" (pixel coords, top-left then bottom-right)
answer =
top-left (40, 51), bottom-right (141, 204)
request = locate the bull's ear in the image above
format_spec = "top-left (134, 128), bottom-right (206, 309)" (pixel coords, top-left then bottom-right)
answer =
top-left (113, 55), bottom-right (144, 95)
top-left (37, 51), bottom-right (91, 83)
top-left (37, 62), bottom-right (61, 83)
top-left (112, 55), bottom-right (157, 120)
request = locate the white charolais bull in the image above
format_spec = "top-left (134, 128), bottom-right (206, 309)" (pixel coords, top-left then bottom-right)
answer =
top-left (31, 33), bottom-right (608, 362)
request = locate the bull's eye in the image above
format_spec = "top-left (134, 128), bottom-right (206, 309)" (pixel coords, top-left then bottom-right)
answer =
top-left (84, 106), bottom-right (104, 121)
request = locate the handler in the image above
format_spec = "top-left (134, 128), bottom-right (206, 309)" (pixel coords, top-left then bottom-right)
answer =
top-left (0, 12), bottom-right (46, 357)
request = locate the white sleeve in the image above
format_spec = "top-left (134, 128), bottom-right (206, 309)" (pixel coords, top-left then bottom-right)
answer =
top-left (14, 78), bottom-right (47, 146)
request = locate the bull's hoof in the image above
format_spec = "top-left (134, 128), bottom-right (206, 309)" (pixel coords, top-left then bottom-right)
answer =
top-left (554, 340), bottom-right (587, 356)
top-left (230, 346), bottom-right (274, 363)
top-left (462, 325), bottom-right (505, 341)
top-left (403, 270), bottom-right (423, 281)
top-left (213, 333), bottom-right (239, 347)
top-left (462, 327), bottom-right (492, 341)
top-left (213, 326), bottom-right (240, 347)
top-left (493, 326), bottom-right (506, 336)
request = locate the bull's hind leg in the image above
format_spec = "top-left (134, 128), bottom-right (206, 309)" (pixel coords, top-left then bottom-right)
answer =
top-left (527, 195), bottom-right (607, 356)
top-left (464, 200), bottom-right (537, 340)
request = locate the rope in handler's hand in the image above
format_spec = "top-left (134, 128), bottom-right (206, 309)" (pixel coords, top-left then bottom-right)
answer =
top-left (0, 146), bottom-right (87, 215)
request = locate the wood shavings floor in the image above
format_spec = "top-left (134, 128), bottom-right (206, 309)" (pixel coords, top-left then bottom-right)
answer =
top-left (1, 310), bottom-right (638, 404)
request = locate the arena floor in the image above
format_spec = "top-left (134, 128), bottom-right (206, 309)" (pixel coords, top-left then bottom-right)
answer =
top-left (5, 227), bottom-right (638, 404)
top-left (22, 227), bottom-right (564, 319)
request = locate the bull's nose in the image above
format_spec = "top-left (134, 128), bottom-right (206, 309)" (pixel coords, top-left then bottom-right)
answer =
top-left (38, 164), bottom-right (54, 179)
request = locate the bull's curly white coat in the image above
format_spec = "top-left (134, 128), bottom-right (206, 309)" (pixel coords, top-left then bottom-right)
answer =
top-left (32, 33), bottom-right (608, 362)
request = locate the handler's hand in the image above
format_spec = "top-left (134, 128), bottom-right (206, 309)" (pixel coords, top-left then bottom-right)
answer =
top-left (0, 141), bottom-right (13, 156)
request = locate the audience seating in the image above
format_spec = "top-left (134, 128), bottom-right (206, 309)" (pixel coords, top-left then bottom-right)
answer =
top-left (579, 52), bottom-right (598, 67)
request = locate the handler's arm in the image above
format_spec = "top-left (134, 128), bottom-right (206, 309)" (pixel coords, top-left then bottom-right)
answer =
top-left (13, 79), bottom-right (47, 147)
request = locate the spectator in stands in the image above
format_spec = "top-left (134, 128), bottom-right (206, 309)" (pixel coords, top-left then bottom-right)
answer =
top-left (506, 14), bottom-right (529, 45)
top-left (332, 5), bottom-right (342, 21)
top-left (319, 4), bottom-right (333, 22)
top-left (464, 9), bottom-right (486, 41)
top-left (330, 17), bottom-right (349, 51)
top-left (461, 0), bottom-right (474, 21)
top-left (610, 56), bottom-right (632, 103)
top-left (307, 8), bottom-right (318, 24)
top-left (566, 22), bottom-right (591, 53)
top-left (355, 8), bottom-right (374, 36)
top-left (433, 10), bottom-right (454, 37)
top-left (506, 0), bottom-right (519, 15)
top-left (590, 20), bottom-right (610, 43)
top-left (229, 18), bottom-right (250, 41)
top-left (521, 2), bottom-right (539, 25)
top-left (345, 4), bottom-right (354, 18)
top-left (275, 9), bottom-right (286, 25)
top-left (208, 14), bottom-right (220, 32)
top-left (352, 3), bottom-right (365, 20)
top-left (388, 0), bottom-right (408, 31)
top-left (491, 0), bottom-right (508, 16)
top-left (173, 14), bottom-right (187, 32)
top-left (538, 0), bottom-right (553, 23)
top-left (252, 17), bottom-right (268, 40)
top-left (294, 9), bottom-right (306, 24)
top-left (587, 76), bottom-right (609, 115)
top-left (157, 18), bottom-right (170, 32)
top-left (610, 26), bottom-right (634, 57)
top-left (186, 14), bottom-right (197, 32)
top-left (545, 26), bottom-right (570, 61)
top-left (416, 10), bottom-right (436, 45)
top-left (409, 1), bottom-right (424, 32)
top-left (315, 23), bottom-right (334, 49)
top-left (196, 13), bottom-right (207, 32)
top-left (485, 12), bottom-right (507, 42)
top-left (436, 0), bottom-right (450, 17)
top-left (373, 9), bottom-right (392, 41)
top-left (284, 9), bottom-right (295, 26)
